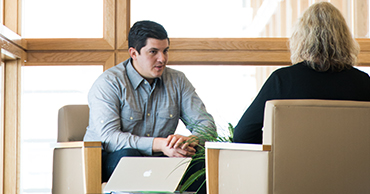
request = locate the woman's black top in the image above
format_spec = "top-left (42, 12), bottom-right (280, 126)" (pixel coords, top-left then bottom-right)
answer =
top-left (233, 61), bottom-right (370, 144)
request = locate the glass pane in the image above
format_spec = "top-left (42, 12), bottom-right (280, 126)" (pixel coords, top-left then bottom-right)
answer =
top-left (131, 0), bottom-right (370, 38)
top-left (21, 0), bottom-right (104, 38)
top-left (170, 65), bottom-right (283, 137)
top-left (20, 66), bottom-right (103, 194)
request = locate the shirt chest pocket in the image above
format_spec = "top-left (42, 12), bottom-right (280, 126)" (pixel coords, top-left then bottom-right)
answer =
top-left (121, 107), bottom-right (143, 131)
top-left (122, 109), bottom-right (143, 121)
top-left (157, 109), bottom-right (178, 120)
top-left (156, 109), bottom-right (179, 137)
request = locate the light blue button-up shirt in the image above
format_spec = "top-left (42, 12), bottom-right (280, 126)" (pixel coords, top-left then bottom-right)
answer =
top-left (84, 58), bottom-right (216, 155)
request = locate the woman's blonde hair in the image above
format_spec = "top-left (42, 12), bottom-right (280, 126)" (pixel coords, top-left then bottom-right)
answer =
top-left (289, 2), bottom-right (359, 71)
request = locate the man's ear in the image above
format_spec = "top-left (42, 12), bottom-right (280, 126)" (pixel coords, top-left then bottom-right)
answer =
top-left (129, 47), bottom-right (138, 60)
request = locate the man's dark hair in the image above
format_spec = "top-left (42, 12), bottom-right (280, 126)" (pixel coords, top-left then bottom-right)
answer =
top-left (128, 20), bottom-right (169, 54)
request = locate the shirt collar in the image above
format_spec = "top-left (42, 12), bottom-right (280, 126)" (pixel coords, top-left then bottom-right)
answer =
top-left (126, 59), bottom-right (144, 90)
top-left (126, 59), bottom-right (163, 90)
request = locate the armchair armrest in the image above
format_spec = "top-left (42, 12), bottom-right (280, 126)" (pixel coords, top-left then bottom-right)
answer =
top-left (55, 141), bottom-right (101, 148)
top-left (205, 142), bottom-right (271, 194)
top-left (53, 141), bottom-right (102, 194)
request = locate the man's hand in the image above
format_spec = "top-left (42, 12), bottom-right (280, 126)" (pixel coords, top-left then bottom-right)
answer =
top-left (166, 134), bottom-right (199, 150)
top-left (152, 135), bottom-right (199, 157)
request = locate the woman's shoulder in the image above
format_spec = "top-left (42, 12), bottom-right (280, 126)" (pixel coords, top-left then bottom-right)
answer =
top-left (348, 66), bottom-right (370, 79)
top-left (271, 61), bottom-right (308, 75)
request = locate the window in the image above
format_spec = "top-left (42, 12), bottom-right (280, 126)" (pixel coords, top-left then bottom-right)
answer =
top-left (131, 0), bottom-right (370, 38)
top-left (20, 66), bottom-right (102, 194)
top-left (21, 0), bottom-right (104, 38)
top-left (171, 65), bottom-right (283, 136)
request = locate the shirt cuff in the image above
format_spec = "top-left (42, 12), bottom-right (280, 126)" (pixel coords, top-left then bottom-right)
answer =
top-left (136, 137), bottom-right (154, 156)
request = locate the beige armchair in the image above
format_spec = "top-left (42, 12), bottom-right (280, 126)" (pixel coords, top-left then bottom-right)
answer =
top-left (206, 99), bottom-right (370, 194)
top-left (52, 105), bottom-right (102, 194)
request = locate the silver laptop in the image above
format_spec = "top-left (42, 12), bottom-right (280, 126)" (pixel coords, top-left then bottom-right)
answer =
top-left (103, 157), bottom-right (192, 193)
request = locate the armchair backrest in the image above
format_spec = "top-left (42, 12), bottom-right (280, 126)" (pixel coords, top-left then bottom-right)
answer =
top-left (263, 99), bottom-right (370, 194)
top-left (58, 104), bottom-right (89, 142)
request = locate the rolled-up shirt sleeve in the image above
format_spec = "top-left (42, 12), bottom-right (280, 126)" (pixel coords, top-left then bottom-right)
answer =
top-left (84, 71), bottom-right (154, 155)
top-left (177, 73), bottom-right (217, 138)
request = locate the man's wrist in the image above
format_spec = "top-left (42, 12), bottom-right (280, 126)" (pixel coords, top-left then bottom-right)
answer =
top-left (152, 137), bottom-right (166, 153)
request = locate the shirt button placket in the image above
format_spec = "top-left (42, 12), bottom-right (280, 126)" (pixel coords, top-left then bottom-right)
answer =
top-left (146, 111), bottom-right (152, 137)
top-left (146, 98), bottom-right (152, 137)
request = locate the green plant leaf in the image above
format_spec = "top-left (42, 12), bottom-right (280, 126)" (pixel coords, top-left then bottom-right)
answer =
top-left (178, 113), bottom-right (235, 193)
top-left (179, 168), bottom-right (206, 193)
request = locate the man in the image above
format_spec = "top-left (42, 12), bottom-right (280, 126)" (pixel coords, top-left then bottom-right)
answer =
top-left (84, 20), bottom-right (216, 193)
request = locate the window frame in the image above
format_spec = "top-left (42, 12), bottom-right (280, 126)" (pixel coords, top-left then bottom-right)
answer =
top-left (23, 0), bottom-right (370, 69)
top-left (0, 25), bottom-right (24, 194)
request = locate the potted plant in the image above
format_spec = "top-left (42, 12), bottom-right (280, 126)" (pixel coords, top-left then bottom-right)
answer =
top-left (178, 122), bottom-right (235, 193)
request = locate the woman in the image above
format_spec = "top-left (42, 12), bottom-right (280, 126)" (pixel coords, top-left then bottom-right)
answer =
top-left (233, 2), bottom-right (370, 144)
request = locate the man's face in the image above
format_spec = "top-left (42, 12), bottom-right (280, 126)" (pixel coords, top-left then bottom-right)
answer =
top-left (130, 38), bottom-right (169, 84)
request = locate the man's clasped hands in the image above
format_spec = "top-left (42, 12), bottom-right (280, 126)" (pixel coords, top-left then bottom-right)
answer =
top-left (153, 134), bottom-right (199, 157)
